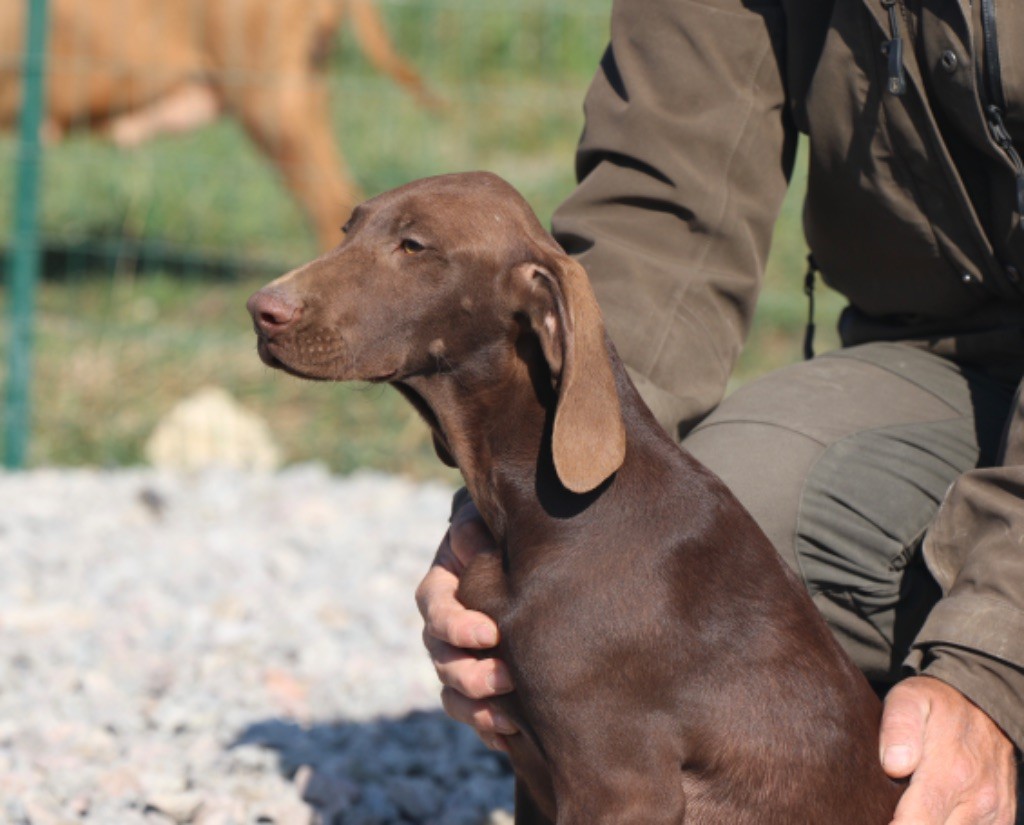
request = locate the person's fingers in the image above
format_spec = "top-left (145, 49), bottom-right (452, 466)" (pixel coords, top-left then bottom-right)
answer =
top-left (440, 687), bottom-right (517, 750)
top-left (417, 497), bottom-right (516, 750)
top-left (424, 631), bottom-right (514, 698)
top-left (447, 501), bottom-right (496, 568)
top-left (890, 763), bottom-right (1011, 825)
top-left (883, 677), bottom-right (1017, 825)
top-left (415, 498), bottom-right (501, 650)
top-left (879, 680), bottom-right (930, 779)
top-left (888, 765), bottom-right (958, 824)
top-left (416, 562), bottom-right (500, 649)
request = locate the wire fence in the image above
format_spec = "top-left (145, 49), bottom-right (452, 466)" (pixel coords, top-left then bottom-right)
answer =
top-left (0, 0), bottom-right (613, 472)
top-left (3, 0), bottom-right (47, 467)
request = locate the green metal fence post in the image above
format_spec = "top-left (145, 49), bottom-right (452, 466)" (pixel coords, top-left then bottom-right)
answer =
top-left (4, 0), bottom-right (50, 468)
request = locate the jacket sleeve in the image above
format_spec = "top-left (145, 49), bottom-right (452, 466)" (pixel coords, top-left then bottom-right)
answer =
top-left (909, 379), bottom-right (1024, 749)
top-left (550, 0), bottom-right (794, 439)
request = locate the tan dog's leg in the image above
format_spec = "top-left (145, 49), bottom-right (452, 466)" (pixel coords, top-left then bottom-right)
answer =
top-left (105, 83), bottom-right (222, 148)
top-left (347, 0), bottom-right (442, 109)
top-left (229, 75), bottom-right (360, 251)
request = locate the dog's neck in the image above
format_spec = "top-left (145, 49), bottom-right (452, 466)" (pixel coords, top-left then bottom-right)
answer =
top-left (398, 351), bottom-right (575, 542)
top-left (399, 339), bottom-right (654, 551)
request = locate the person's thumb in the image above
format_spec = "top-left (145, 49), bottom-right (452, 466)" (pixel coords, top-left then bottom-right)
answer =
top-left (879, 680), bottom-right (930, 779)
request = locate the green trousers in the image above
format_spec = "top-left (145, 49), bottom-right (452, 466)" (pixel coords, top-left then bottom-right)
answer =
top-left (683, 342), bottom-right (1015, 688)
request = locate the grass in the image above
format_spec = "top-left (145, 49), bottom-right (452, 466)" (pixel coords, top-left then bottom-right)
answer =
top-left (0, 0), bottom-right (844, 474)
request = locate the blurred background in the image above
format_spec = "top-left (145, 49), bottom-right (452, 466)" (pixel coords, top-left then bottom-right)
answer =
top-left (0, 0), bottom-right (844, 477)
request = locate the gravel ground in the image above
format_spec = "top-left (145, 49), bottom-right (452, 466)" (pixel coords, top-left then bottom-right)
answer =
top-left (0, 465), bottom-right (515, 825)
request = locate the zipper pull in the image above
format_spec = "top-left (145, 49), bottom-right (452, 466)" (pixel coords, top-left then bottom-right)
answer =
top-left (881, 0), bottom-right (907, 95)
top-left (986, 104), bottom-right (1014, 147)
top-left (985, 104), bottom-right (1024, 230)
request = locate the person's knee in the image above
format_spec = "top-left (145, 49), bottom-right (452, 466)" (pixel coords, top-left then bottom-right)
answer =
top-left (679, 346), bottom-right (979, 680)
top-left (683, 417), bottom-right (820, 571)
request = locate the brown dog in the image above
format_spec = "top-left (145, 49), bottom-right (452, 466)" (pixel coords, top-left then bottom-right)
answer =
top-left (0, 0), bottom-right (437, 251)
top-left (247, 172), bottom-right (904, 823)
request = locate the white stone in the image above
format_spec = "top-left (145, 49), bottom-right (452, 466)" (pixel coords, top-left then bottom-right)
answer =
top-left (144, 387), bottom-right (281, 472)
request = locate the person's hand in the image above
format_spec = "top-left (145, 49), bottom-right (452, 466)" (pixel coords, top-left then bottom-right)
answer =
top-left (415, 499), bottom-right (518, 751)
top-left (880, 675), bottom-right (1018, 824)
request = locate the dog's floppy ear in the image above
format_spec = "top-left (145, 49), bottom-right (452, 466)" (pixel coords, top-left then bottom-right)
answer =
top-left (510, 255), bottom-right (626, 493)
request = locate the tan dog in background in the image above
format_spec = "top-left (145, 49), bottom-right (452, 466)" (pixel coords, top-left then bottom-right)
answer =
top-left (0, 0), bottom-right (438, 250)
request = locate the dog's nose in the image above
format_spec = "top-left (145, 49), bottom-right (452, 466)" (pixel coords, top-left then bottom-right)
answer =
top-left (247, 289), bottom-right (303, 335)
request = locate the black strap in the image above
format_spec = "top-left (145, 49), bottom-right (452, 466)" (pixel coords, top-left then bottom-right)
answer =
top-left (803, 254), bottom-right (818, 361)
top-left (980, 0), bottom-right (1006, 111)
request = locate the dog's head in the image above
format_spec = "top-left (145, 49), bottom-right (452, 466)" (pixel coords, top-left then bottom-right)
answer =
top-left (247, 171), bottom-right (625, 493)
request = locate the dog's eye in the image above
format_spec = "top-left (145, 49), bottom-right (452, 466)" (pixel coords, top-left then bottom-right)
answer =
top-left (400, 238), bottom-right (426, 254)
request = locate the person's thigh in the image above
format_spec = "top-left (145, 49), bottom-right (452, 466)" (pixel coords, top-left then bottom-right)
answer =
top-left (682, 342), bottom-right (1013, 685)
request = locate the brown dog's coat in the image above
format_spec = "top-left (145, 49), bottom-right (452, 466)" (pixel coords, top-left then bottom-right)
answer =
top-left (248, 172), bottom-right (904, 823)
top-left (0, 0), bottom-right (437, 251)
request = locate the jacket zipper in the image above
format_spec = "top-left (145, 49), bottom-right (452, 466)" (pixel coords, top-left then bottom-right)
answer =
top-left (980, 0), bottom-right (1024, 229)
top-left (986, 106), bottom-right (1024, 230)
top-left (881, 0), bottom-right (907, 95)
